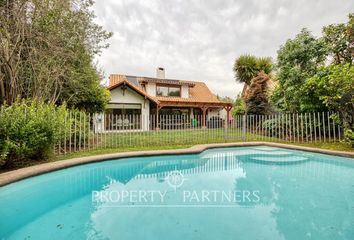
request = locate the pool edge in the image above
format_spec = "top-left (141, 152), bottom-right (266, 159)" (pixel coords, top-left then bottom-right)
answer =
top-left (0, 142), bottom-right (353, 187)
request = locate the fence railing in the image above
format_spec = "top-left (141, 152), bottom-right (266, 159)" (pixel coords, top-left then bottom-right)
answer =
top-left (55, 112), bottom-right (343, 155)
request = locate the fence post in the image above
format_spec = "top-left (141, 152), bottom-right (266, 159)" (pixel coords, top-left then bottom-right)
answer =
top-left (332, 112), bottom-right (336, 141)
top-left (242, 115), bottom-right (247, 141)
top-left (327, 112), bottom-right (331, 141)
top-left (224, 116), bottom-right (228, 140)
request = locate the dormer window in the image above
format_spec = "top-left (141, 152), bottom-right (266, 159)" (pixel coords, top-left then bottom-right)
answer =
top-left (156, 85), bottom-right (181, 97)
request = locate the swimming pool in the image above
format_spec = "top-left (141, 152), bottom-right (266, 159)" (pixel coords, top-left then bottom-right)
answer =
top-left (0, 146), bottom-right (353, 239)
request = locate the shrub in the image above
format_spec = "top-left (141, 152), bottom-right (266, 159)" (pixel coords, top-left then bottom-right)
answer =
top-left (232, 96), bottom-right (246, 116)
top-left (344, 129), bottom-right (354, 148)
top-left (0, 100), bottom-right (70, 168)
top-left (61, 110), bottom-right (91, 152)
top-left (262, 118), bottom-right (284, 138)
top-left (244, 72), bottom-right (272, 115)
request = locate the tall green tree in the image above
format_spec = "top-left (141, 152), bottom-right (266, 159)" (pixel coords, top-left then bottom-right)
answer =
top-left (0, 0), bottom-right (112, 112)
top-left (303, 64), bottom-right (354, 144)
top-left (271, 29), bottom-right (328, 112)
top-left (322, 13), bottom-right (354, 64)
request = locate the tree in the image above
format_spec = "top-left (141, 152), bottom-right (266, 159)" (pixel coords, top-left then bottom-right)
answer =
top-left (271, 29), bottom-right (328, 112)
top-left (0, 0), bottom-right (112, 112)
top-left (303, 64), bottom-right (354, 144)
top-left (244, 72), bottom-right (272, 115)
top-left (217, 95), bottom-right (234, 103)
top-left (233, 55), bottom-right (272, 96)
top-left (56, 47), bottom-right (110, 113)
top-left (232, 94), bottom-right (246, 115)
top-left (347, 13), bottom-right (354, 59)
top-left (322, 13), bottom-right (354, 64)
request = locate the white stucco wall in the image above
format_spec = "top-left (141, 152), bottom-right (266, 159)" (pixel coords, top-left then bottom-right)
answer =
top-left (95, 85), bottom-right (151, 132)
top-left (109, 86), bottom-right (150, 116)
top-left (181, 85), bottom-right (189, 98)
top-left (207, 108), bottom-right (222, 119)
top-left (145, 83), bottom-right (156, 96)
top-left (218, 109), bottom-right (227, 120)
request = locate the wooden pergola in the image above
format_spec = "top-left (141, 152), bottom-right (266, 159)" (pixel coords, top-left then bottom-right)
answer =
top-left (155, 101), bottom-right (233, 129)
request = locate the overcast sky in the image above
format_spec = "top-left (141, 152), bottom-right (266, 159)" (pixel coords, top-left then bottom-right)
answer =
top-left (93, 0), bottom-right (353, 98)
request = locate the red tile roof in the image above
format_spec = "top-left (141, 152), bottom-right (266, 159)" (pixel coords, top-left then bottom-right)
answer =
top-left (109, 74), bottom-right (230, 106)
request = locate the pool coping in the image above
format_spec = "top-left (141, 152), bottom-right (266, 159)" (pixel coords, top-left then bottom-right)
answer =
top-left (0, 142), bottom-right (353, 187)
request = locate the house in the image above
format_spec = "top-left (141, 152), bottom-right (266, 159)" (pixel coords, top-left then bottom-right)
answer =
top-left (103, 67), bottom-right (232, 131)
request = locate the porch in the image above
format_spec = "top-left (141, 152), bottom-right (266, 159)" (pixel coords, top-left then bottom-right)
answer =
top-left (97, 102), bottom-right (232, 132)
top-left (153, 101), bottom-right (233, 130)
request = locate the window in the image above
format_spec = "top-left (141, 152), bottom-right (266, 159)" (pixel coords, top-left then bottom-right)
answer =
top-left (156, 86), bottom-right (169, 96)
top-left (168, 87), bottom-right (181, 96)
top-left (156, 85), bottom-right (181, 97)
top-left (105, 107), bottom-right (142, 130)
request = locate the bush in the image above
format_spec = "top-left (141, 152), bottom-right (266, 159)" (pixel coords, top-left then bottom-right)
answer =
top-left (61, 110), bottom-right (91, 152)
top-left (262, 118), bottom-right (284, 138)
top-left (232, 96), bottom-right (246, 116)
top-left (344, 129), bottom-right (354, 148)
top-left (0, 100), bottom-right (70, 168)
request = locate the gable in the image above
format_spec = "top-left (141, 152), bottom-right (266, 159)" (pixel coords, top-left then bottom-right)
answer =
top-left (110, 85), bottom-right (148, 104)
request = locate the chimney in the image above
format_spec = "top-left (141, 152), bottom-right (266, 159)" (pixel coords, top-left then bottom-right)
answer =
top-left (156, 67), bottom-right (165, 79)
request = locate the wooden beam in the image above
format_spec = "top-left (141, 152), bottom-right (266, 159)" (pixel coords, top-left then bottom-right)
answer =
top-left (158, 101), bottom-right (230, 108)
top-left (201, 106), bottom-right (208, 128)
top-left (225, 108), bottom-right (231, 129)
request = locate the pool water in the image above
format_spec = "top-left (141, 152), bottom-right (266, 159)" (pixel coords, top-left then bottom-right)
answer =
top-left (0, 146), bottom-right (354, 240)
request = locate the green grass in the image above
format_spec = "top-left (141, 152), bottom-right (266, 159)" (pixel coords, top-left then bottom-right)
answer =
top-left (55, 140), bottom-right (352, 161)
top-left (82, 128), bottom-right (278, 149)
top-left (55, 144), bottom-right (194, 161)
top-left (53, 128), bottom-right (353, 161)
top-left (291, 142), bottom-right (353, 152)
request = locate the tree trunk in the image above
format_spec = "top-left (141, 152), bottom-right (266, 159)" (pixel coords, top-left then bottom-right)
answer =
top-left (241, 83), bottom-right (248, 98)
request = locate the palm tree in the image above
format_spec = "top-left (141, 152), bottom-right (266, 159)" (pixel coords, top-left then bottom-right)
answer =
top-left (257, 57), bottom-right (273, 75)
top-left (233, 55), bottom-right (273, 96)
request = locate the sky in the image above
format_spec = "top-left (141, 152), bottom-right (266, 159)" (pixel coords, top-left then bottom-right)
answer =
top-left (93, 0), bottom-right (354, 99)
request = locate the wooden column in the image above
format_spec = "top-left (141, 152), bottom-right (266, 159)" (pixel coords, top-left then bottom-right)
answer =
top-left (224, 105), bottom-right (232, 129)
top-left (201, 106), bottom-right (208, 128)
top-left (156, 105), bottom-right (161, 130)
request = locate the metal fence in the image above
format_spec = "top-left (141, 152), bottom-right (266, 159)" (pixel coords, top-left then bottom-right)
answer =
top-left (55, 112), bottom-right (343, 155)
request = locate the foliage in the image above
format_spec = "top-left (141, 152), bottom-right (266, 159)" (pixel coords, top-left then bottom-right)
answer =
top-left (257, 57), bottom-right (273, 76)
top-left (348, 13), bottom-right (354, 58)
top-left (233, 55), bottom-right (273, 114)
top-left (66, 109), bottom-right (91, 150)
top-left (303, 64), bottom-right (354, 144)
top-left (233, 55), bottom-right (273, 85)
top-left (233, 55), bottom-right (259, 85)
top-left (0, 0), bottom-right (112, 112)
top-left (232, 95), bottom-right (246, 115)
top-left (344, 129), bottom-right (354, 147)
top-left (56, 49), bottom-right (110, 113)
top-left (261, 118), bottom-right (284, 139)
top-left (322, 13), bottom-right (354, 64)
top-left (244, 72), bottom-right (272, 115)
top-left (217, 95), bottom-right (234, 103)
top-left (271, 29), bottom-right (328, 112)
top-left (0, 100), bottom-right (70, 168)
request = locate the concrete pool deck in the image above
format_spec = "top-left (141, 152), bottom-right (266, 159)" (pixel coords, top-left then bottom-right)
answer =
top-left (0, 142), bottom-right (353, 187)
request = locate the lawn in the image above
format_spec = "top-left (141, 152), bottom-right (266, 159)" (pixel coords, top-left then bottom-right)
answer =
top-left (54, 128), bottom-right (353, 161)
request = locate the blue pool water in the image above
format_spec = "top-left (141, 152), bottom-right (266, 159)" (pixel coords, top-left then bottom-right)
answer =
top-left (0, 146), bottom-right (354, 240)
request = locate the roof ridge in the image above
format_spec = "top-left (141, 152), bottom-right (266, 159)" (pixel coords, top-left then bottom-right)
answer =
top-left (109, 74), bottom-right (205, 84)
